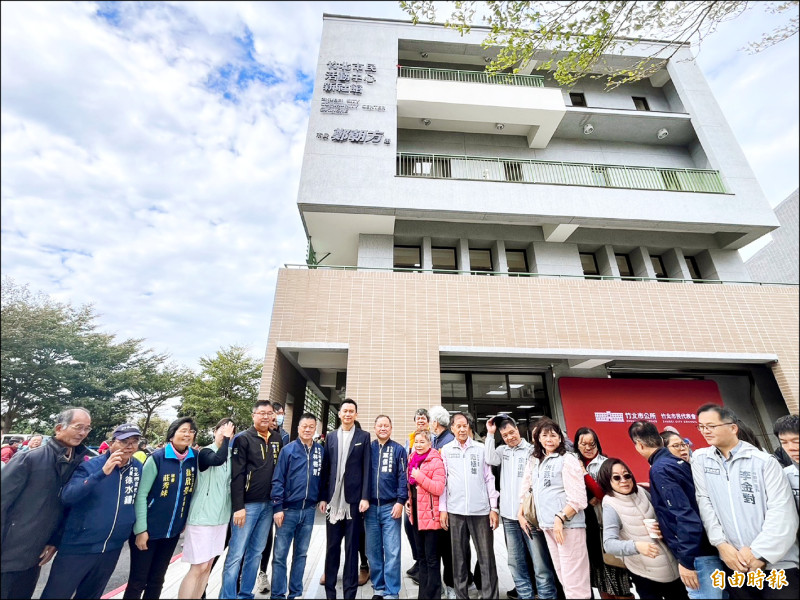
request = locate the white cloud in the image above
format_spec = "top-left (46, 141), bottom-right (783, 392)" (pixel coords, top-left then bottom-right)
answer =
top-left (1, 1), bottom-right (797, 376)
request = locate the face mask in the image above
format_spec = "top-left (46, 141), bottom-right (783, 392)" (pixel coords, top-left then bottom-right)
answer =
top-left (276, 415), bottom-right (284, 427)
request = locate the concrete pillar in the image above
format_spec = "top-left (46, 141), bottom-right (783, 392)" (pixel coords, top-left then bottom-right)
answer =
top-left (493, 240), bottom-right (508, 275)
top-left (596, 245), bottom-right (619, 278)
top-left (422, 237), bottom-right (433, 271)
top-left (662, 248), bottom-right (692, 281)
top-left (630, 247), bottom-right (656, 280)
top-left (457, 239), bottom-right (471, 274)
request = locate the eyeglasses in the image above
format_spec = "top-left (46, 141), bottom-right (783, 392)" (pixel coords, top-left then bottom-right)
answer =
top-left (696, 423), bottom-right (734, 432)
top-left (611, 473), bottom-right (633, 482)
top-left (117, 438), bottom-right (140, 447)
top-left (176, 429), bottom-right (197, 435)
top-left (668, 442), bottom-right (689, 450)
top-left (68, 424), bottom-right (92, 434)
top-left (253, 411), bottom-right (273, 417)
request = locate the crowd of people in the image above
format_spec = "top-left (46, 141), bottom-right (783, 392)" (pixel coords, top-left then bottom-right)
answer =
top-left (1, 399), bottom-right (798, 600)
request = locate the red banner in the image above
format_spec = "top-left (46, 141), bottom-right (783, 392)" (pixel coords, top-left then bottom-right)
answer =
top-left (558, 378), bottom-right (723, 481)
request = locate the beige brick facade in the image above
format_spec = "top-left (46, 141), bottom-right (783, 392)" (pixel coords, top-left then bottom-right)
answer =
top-left (260, 269), bottom-right (799, 431)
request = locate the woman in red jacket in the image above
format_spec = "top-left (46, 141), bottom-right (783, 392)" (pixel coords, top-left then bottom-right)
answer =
top-left (406, 428), bottom-right (446, 600)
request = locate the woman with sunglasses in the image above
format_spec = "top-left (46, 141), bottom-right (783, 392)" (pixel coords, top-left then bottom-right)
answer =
top-left (124, 417), bottom-right (199, 599)
top-left (597, 459), bottom-right (687, 600)
top-left (519, 418), bottom-right (591, 598)
top-left (574, 427), bottom-right (633, 599)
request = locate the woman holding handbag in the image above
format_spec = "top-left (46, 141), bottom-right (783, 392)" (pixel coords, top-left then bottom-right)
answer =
top-left (574, 427), bottom-right (633, 599)
top-left (598, 459), bottom-right (688, 600)
top-left (518, 418), bottom-right (591, 599)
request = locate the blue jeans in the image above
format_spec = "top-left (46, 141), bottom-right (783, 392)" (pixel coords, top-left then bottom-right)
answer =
top-left (688, 555), bottom-right (728, 599)
top-left (270, 506), bottom-right (316, 600)
top-left (365, 503), bottom-right (402, 599)
top-left (221, 501), bottom-right (274, 599)
top-left (502, 517), bottom-right (534, 600)
top-left (522, 525), bottom-right (558, 599)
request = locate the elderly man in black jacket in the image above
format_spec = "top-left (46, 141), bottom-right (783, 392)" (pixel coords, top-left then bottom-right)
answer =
top-left (1, 407), bottom-right (93, 599)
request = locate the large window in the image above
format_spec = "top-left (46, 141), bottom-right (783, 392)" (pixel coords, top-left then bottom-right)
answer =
top-left (441, 372), bottom-right (550, 441)
top-left (651, 255), bottom-right (668, 280)
top-left (580, 252), bottom-right (600, 278)
top-left (570, 92), bottom-right (587, 107)
top-left (394, 245), bottom-right (421, 271)
top-left (432, 247), bottom-right (457, 272)
top-left (506, 250), bottom-right (529, 274)
top-left (304, 386), bottom-right (324, 422)
top-left (685, 255), bottom-right (702, 280)
top-left (615, 253), bottom-right (635, 280)
top-left (469, 248), bottom-right (493, 274)
top-left (632, 96), bottom-right (650, 111)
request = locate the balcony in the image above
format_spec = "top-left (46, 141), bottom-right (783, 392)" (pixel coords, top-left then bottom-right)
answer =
top-left (396, 153), bottom-right (727, 194)
top-left (398, 66), bottom-right (545, 87)
top-left (396, 68), bottom-right (565, 148)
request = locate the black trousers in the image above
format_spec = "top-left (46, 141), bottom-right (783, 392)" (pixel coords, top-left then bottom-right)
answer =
top-left (725, 567), bottom-right (800, 600)
top-left (437, 528), bottom-right (454, 587)
top-left (259, 522), bottom-right (274, 572)
top-left (123, 534), bottom-right (180, 599)
top-left (0, 565), bottom-right (40, 600)
top-left (324, 506), bottom-right (362, 599)
top-left (629, 574), bottom-right (688, 600)
top-left (41, 548), bottom-right (122, 599)
top-left (410, 493), bottom-right (441, 600)
top-left (449, 513), bottom-right (498, 599)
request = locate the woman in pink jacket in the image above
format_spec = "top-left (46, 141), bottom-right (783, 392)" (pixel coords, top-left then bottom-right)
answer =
top-left (406, 428), bottom-right (446, 600)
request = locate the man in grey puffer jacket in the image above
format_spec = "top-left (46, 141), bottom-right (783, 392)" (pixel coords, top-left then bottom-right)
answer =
top-left (692, 403), bottom-right (798, 599)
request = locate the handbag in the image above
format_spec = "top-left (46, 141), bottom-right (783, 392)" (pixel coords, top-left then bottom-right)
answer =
top-left (521, 488), bottom-right (539, 529)
top-left (595, 500), bottom-right (626, 569)
top-left (521, 456), bottom-right (540, 529)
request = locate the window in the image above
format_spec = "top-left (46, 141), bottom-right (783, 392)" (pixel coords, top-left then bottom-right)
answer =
top-left (304, 386), bottom-right (324, 422)
top-left (469, 248), bottom-right (493, 274)
top-left (503, 161), bottom-right (524, 182)
top-left (632, 96), bottom-right (650, 111)
top-left (393, 246), bottom-right (421, 270)
top-left (685, 255), bottom-right (702, 280)
top-left (506, 250), bottom-right (529, 274)
top-left (570, 92), bottom-right (586, 107)
top-left (432, 247), bottom-right (457, 271)
top-left (615, 253), bottom-right (635, 280)
top-left (651, 255), bottom-right (668, 280)
top-left (580, 252), bottom-right (600, 277)
top-left (441, 373), bottom-right (467, 399)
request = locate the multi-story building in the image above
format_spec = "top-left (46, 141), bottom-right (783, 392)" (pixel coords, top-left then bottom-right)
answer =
top-left (745, 189), bottom-right (799, 285)
top-left (258, 14), bottom-right (798, 466)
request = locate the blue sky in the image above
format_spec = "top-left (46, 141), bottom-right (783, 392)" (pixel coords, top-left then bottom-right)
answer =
top-left (1, 1), bottom-right (798, 383)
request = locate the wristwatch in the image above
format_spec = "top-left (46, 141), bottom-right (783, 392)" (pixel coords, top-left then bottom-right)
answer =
top-left (557, 511), bottom-right (569, 523)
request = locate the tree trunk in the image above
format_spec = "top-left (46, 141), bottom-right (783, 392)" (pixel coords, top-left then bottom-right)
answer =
top-left (142, 409), bottom-right (154, 439)
top-left (2, 408), bottom-right (18, 435)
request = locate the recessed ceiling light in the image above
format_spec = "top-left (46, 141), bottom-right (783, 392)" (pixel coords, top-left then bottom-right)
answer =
top-left (420, 52), bottom-right (428, 58)
top-left (657, 128), bottom-right (669, 139)
top-left (583, 123), bottom-right (595, 135)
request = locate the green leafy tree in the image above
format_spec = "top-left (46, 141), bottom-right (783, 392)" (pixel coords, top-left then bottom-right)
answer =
top-left (180, 345), bottom-right (262, 437)
top-left (399, 1), bottom-right (799, 88)
top-left (136, 414), bottom-right (170, 446)
top-left (126, 357), bottom-right (193, 440)
top-left (1, 278), bottom-right (142, 439)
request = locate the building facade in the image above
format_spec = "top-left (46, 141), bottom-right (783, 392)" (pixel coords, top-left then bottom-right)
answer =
top-left (259, 14), bottom-right (798, 457)
top-left (745, 189), bottom-right (799, 285)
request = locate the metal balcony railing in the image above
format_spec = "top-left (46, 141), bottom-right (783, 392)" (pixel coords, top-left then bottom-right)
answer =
top-left (398, 66), bottom-right (545, 87)
top-left (396, 153), bottom-right (727, 194)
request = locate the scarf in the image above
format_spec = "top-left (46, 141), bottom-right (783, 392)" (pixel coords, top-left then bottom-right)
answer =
top-left (171, 443), bottom-right (189, 461)
top-left (328, 427), bottom-right (354, 524)
top-left (408, 449), bottom-right (430, 486)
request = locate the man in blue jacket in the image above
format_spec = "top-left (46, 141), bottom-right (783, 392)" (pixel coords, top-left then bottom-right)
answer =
top-left (629, 420), bottom-right (725, 599)
top-left (270, 412), bottom-right (324, 600)
top-left (41, 423), bottom-right (143, 599)
top-left (365, 415), bottom-right (408, 600)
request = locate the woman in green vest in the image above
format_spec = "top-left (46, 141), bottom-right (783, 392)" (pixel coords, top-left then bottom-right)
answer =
top-left (177, 418), bottom-right (236, 598)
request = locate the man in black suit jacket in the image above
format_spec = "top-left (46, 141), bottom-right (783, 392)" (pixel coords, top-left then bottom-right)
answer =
top-left (318, 398), bottom-right (371, 599)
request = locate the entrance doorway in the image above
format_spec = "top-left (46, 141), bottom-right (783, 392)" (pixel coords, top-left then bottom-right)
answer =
top-left (440, 372), bottom-right (551, 441)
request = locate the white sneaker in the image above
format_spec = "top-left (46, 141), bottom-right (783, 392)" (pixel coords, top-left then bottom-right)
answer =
top-left (445, 585), bottom-right (457, 599)
top-left (256, 570), bottom-right (270, 594)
